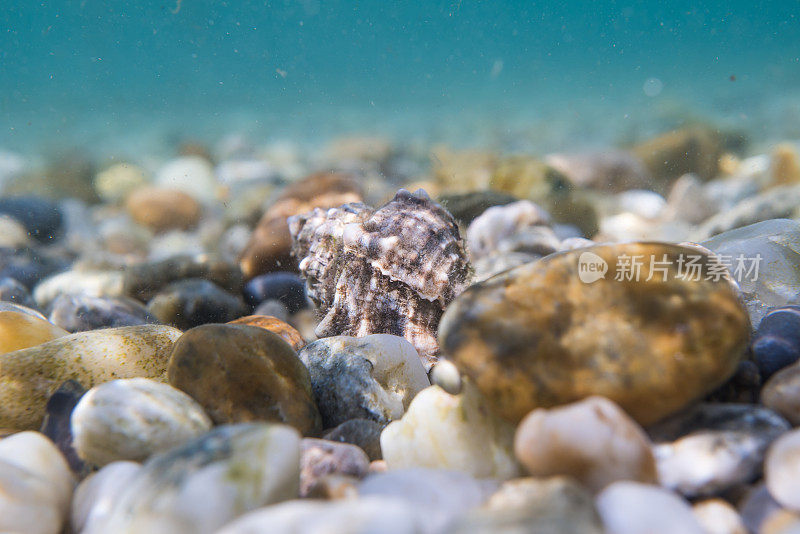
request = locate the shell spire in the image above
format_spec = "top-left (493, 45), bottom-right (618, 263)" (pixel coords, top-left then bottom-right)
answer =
top-left (289, 189), bottom-right (472, 369)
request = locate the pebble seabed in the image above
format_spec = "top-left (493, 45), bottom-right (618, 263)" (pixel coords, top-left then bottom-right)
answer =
top-left (2, 130), bottom-right (800, 533)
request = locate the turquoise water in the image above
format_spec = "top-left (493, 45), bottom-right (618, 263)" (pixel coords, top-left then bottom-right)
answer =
top-left (2, 1), bottom-right (799, 156)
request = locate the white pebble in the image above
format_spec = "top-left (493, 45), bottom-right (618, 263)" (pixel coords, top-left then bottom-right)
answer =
top-left (596, 481), bottom-right (705, 534)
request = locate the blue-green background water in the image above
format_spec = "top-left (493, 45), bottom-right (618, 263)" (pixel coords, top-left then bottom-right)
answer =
top-left (2, 1), bottom-right (799, 157)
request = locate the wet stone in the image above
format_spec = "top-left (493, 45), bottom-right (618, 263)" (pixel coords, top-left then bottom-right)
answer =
top-left (752, 306), bottom-right (800, 380)
top-left (298, 334), bottom-right (430, 428)
top-left (765, 428), bottom-right (800, 512)
top-left (40, 379), bottom-right (86, 474)
top-left (450, 476), bottom-right (604, 534)
top-left (439, 242), bottom-right (751, 425)
top-left (122, 255), bottom-right (243, 302)
top-left (84, 423), bottom-right (301, 534)
top-left (228, 314), bottom-right (306, 351)
top-left (596, 481), bottom-right (706, 534)
top-left (0, 430), bottom-right (75, 534)
top-left (167, 324), bottom-right (321, 436)
top-left (71, 378), bottom-right (212, 467)
top-left (0, 247), bottom-right (70, 289)
top-left (437, 190), bottom-right (519, 227)
top-left (514, 396), bottom-right (657, 492)
top-left (0, 196), bottom-right (64, 243)
top-left (0, 324), bottom-right (183, 430)
top-left (381, 383), bottom-right (519, 480)
top-left (701, 219), bottom-right (800, 325)
top-left (48, 294), bottom-right (158, 332)
top-left (147, 278), bottom-right (248, 330)
top-left (0, 309), bottom-right (68, 354)
top-left (300, 438), bottom-right (370, 497)
top-left (0, 277), bottom-right (37, 308)
top-left (323, 419), bottom-right (384, 461)
top-left (243, 271), bottom-right (307, 312)
top-left (762, 362), bottom-right (800, 426)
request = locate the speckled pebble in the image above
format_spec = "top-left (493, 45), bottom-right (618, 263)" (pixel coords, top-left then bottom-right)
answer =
top-left (299, 334), bottom-right (430, 428)
top-left (83, 423), bottom-right (301, 534)
top-left (0, 324), bottom-right (183, 430)
top-left (71, 378), bottom-right (212, 466)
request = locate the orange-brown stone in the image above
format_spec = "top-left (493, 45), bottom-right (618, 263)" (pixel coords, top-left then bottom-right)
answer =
top-left (229, 315), bottom-right (306, 351)
top-left (125, 186), bottom-right (201, 232)
top-left (438, 242), bottom-right (750, 426)
top-left (239, 172), bottom-right (362, 279)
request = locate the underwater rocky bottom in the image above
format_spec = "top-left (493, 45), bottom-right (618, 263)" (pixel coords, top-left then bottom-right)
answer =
top-left (2, 128), bottom-right (800, 533)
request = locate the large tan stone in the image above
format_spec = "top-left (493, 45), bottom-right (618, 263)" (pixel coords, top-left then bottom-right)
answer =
top-left (439, 242), bottom-right (750, 425)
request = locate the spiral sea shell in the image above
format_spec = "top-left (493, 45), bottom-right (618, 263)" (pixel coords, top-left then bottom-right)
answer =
top-left (289, 189), bottom-right (471, 369)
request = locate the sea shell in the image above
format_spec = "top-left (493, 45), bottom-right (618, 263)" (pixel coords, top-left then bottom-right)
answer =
top-left (289, 189), bottom-right (471, 369)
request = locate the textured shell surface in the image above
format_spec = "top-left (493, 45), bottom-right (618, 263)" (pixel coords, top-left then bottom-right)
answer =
top-left (289, 189), bottom-right (471, 368)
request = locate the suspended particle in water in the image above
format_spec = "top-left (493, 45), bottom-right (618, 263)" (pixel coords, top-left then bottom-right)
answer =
top-left (643, 77), bottom-right (663, 97)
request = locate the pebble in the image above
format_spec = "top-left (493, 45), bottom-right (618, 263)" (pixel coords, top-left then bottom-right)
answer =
top-left (702, 219), bottom-right (800, 325)
top-left (147, 278), bottom-right (248, 330)
top-left (615, 189), bottom-right (667, 219)
top-left (514, 396), bottom-right (656, 491)
top-left (450, 476), bottom-right (604, 534)
top-left (93, 162), bottom-right (149, 203)
top-left (239, 171), bottom-right (362, 278)
top-left (465, 200), bottom-right (551, 259)
top-left (300, 438), bottom-right (370, 497)
top-left (771, 143), bottom-right (800, 185)
top-left (692, 499), bottom-right (748, 534)
top-left (358, 468), bottom-right (497, 534)
top-left (0, 431), bottom-right (74, 534)
top-left (167, 324), bottom-right (321, 435)
top-left (655, 430), bottom-right (779, 498)
top-left (631, 125), bottom-right (726, 184)
top-left (694, 185), bottom-right (800, 241)
top-left (71, 461), bottom-right (142, 534)
top-left (381, 383), bottom-right (519, 480)
top-left (0, 276), bottom-right (37, 308)
top-left (39, 380), bottom-right (86, 473)
top-left (228, 314), bottom-right (306, 351)
top-left (122, 254), bottom-right (243, 302)
top-left (439, 242), bottom-right (750, 425)
top-left (471, 251), bottom-right (539, 282)
top-left (545, 149), bottom-right (653, 192)
top-left (33, 269), bottom-right (126, 309)
top-left (323, 419), bottom-right (384, 461)
top-left (429, 359), bottom-right (463, 395)
top-left (595, 481), bottom-right (706, 534)
top-left (0, 196), bottom-right (64, 243)
top-left (216, 497), bottom-right (421, 534)
top-left (84, 423), bottom-right (301, 534)
top-left (0, 214), bottom-right (33, 248)
top-left (71, 378), bottom-right (212, 466)
top-left (663, 173), bottom-right (719, 224)
top-left (0, 249), bottom-right (70, 293)
top-left (298, 335), bottom-right (430, 428)
top-left (765, 428), bottom-right (800, 511)
top-left (753, 306), bottom-right (800, 380)
top-left (48, 294), bottom-right (158, 332)
top-left (763, 363), bottom-right (800, 425)
top-left (739, 483), bottom-right (785, 533)
top-left (0, 309), bottom-right (68, 354)
top-left (125, 186), bottom-right (202, 233)
top-left (437, 190), bottom-right (518, 227)
top-left (243, 271), bottom-right (307, 312)
top-left (252, 299), bottom-right (290, 322)
top-left (154, 156), bottom-right (218, 204)
top-left (0, 324), bottom-right (183, 429)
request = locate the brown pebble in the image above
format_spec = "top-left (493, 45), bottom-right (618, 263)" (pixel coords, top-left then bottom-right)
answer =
top-left (126, 186), bottom-right (201, 232)
top-left (228, 315), bottom-right (305, 351)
